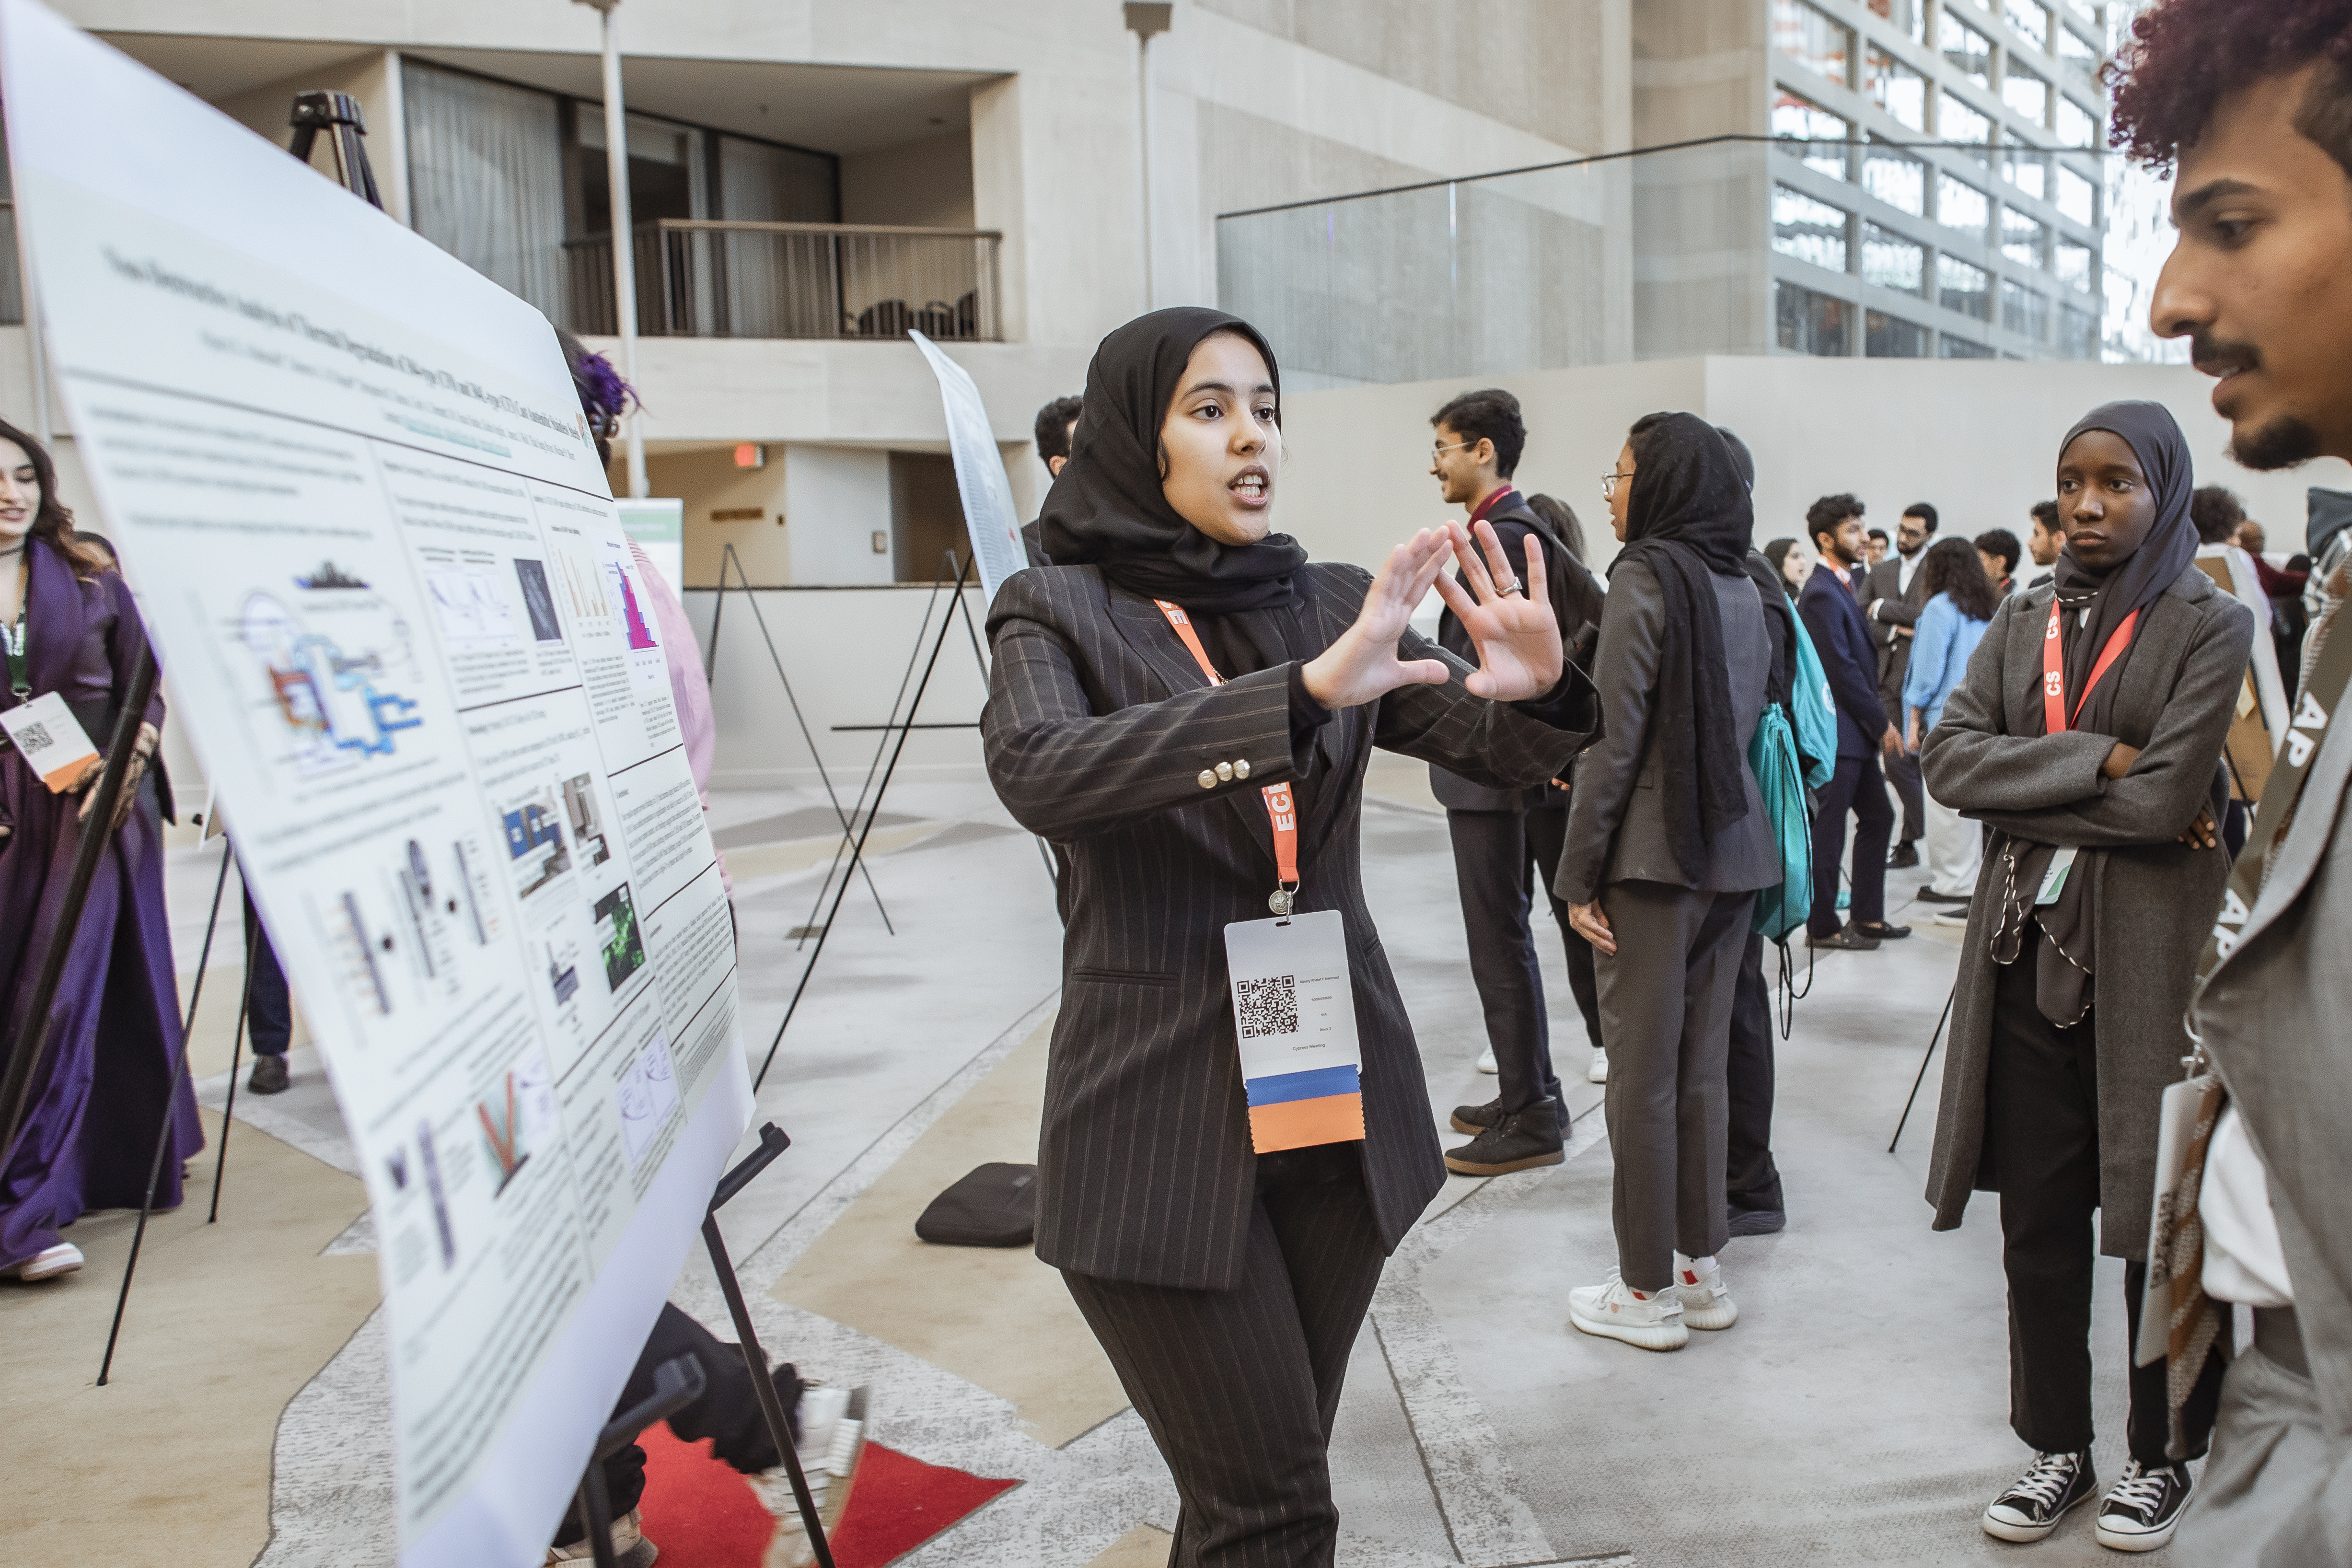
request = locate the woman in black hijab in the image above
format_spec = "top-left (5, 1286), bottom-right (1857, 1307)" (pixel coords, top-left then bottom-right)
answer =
top-left (1922, 400), bottom-right (2251, 1551)
top-left (986, 307), bottom-right (1593, 1567)
top-left (1552, 412), bottom-right (1782, 1351)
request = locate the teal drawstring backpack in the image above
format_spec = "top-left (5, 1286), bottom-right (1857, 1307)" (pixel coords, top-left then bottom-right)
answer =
top-left (1748, 606), bottom-right (1832, 942)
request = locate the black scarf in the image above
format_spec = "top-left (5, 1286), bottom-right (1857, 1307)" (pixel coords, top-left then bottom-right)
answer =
top-left (1990, 399), bottom-right (2200, 1024)
top-left (1610, 412), bottom-right (1755, 884)
top-left (1038, 307), bottom-right (1306, 620)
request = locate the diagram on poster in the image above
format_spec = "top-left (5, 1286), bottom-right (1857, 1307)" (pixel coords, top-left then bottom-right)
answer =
top-left (242, 590), bottom-right (424, 775)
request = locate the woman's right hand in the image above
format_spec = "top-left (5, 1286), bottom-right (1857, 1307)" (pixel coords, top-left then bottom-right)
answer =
top-left (1300, 529), bottom-right (1456, 709)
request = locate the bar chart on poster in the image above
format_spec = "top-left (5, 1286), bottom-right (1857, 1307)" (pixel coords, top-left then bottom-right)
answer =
top-left (0, 5), bottom-right (753, 1565)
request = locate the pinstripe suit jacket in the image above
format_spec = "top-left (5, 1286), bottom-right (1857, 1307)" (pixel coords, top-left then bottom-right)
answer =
top-left (984, 561), bottom-right (1595, 1290)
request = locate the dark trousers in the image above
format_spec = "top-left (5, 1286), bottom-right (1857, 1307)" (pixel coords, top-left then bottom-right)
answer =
top-left (1444, 806), bottom-right (1598, 1112)
top-left (1988, 947), bottom-right (2226, 1465)
top-left (1063, 1146), bottom-right (1386, 1568)
top-left (1807, 752), bottom-right (1893, 936)
top-left (1724, 932), bottom-right (1784, 1218)
top-left (1594, 883), bottom-right (1752, 1291)
top-left (1886, 743), bottom-right (1925, 846)
top-left (241, 889), bottom-right (292, 1057)
top-left (556, 1302), bottom-right (803, 1545)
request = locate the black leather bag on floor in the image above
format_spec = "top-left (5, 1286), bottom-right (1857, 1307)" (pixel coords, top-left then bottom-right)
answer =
top-left (914, 1162), bottom-right (1038, 1247)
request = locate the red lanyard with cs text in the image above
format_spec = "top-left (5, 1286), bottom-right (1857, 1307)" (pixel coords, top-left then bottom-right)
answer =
top-left (2041, 599), bottom-right (2138, 734)
top-left (1155, 600), bottom-right (1301, 915)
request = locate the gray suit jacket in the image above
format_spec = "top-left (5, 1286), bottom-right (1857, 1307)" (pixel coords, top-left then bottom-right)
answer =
top-left (1555, 558), bottom-right (1780, 904)
top-left (983, 562), bottom-right (1593, 1289)
top-left (2193, 606), bottom-right (2352, 1474)
top-left (1920, 565), bottom-right (2253, 1256)
top-left (1865, 552), bottom-right (1930, 721)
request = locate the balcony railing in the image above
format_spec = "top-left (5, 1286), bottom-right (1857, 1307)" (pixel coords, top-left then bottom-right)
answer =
top-left (563, 220), bottom-right (1002, 341)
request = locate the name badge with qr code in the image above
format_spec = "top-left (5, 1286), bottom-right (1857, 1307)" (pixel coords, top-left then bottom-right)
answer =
top-left (1223, 909), bottom-right (1365, 1152)
top-left (0, 691), bottom-right (99, 792)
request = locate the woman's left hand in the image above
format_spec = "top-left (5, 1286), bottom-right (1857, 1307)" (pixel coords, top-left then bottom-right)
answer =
top-left (1431, 520), bottom-right (1564, 700)
top-left (75, 722), bottom-right (157, 833)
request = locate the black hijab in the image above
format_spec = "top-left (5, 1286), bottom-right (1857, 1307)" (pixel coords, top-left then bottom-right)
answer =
top-left (1038, 307), bottom-right (1307, 616)
top-left (1611, 411), bottom-right (1756, 883)
top-left (1992, 398), bottom-right (2200, 1024)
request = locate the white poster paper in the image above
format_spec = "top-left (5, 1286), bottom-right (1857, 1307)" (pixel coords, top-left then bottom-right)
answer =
top-left (0, 7), bottom-right (753, 1565)
top-left (907, 328), bottom-right (1026, 604)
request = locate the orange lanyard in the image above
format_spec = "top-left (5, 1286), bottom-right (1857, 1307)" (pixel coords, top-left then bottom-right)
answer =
top-left (1154, 600), bottom-right (1301, 907)
top-left (2042, 600), bottom-right (2138, 734)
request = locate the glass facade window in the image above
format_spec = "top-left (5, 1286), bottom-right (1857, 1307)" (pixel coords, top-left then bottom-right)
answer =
top-left (1865, 48), bottom-right (1928, 128)
top-left (2061, 303), bottom-right (2099, 358)
top-left (1863, 222), bottom-right (1925, 294)
top-left (2006, 0), bottom-right (2052, 51)
top-left (2055, 236), bottom-right (2096, 292)
top-left (1773, 88), bottom-right (1852, 180)
top-left (2056, 161), bottom-right (2096, 222)
top-left (1939, 254), bottom-right (1992, 318)
top-left (1941, 333), bottom-right (1997, 358)
top-left (1862, 139), bottom-right (1927, 213)
top-left (1773, 184), bottom-right (1851, 271)
top-left (1868, 309), bottom-right (1932, 357)
top-left (2003, 278), bottom-right (2052, 338)
top-left (2004, 63), bottom-right (2051, 126)
top-left (2002, 207), bottom-right (2047, 269)
top-left (1868, 0), bottom-right (1928, 44)
top-left (2004, 137), bottom-right (2050, 198)
top-left (1773, 0), bottom-right (1854, 86)
top-left (2058, 25), bottom-right (2098, 71)
top-left (2063, 0), bottom-right (2100, 23)
top-left (2057, 94), bottom-right (2098, 147)
top-left (1940, 92), bottom-right (1993, 146)
top-left (1777, 279), bottom-right (1853, 356)
top-left (1941, 12), bottom-right (1993, 85)
top-left (1937, 171), bottom-right (1990, 236)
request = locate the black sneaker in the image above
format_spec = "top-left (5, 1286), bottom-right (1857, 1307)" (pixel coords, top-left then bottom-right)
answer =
top-left (248, 1054), bottom-right (290, 1095)
top-left (1853, 920), bottom-right (1911, 941)
top-left (2094, 1459), bottom-right (2192, 1552)
top-left (1982, 1450), bottom-right (2097, 1542)
top-left (1807, 925), bottom-right (1879, 951)
top-left (1444, 1097), bottom-right (1564, 1175)
top-left (1917, 887), bottom-right (1970, 904)
top-left (1888, 842), bottom-right (1921, 869)
top-left (1450, 1096), bottom-right (1502, 1135)
top-left (1726, 1205), bottom-right (1785, 1237)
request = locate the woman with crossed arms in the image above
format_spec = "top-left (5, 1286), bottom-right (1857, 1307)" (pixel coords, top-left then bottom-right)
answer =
top-left (983, 307), bottom-right (1592, 1568)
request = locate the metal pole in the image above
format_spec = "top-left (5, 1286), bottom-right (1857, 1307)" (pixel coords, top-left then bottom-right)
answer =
top-left (585, 1), bottom-right (649, 499)
top-left (1123, 4), bottom-right (1171, 312)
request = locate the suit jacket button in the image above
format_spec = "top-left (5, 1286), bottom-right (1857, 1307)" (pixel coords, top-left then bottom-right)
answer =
top-left (1197, 769), bottom-right (1217, 789)
top-left (1216, 761), bottom-right (1234, 781)
top-left (1234, 758), bottom-right (1251, 779)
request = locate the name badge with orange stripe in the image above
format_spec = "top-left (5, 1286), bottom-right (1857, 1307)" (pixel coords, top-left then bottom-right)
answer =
top-left (1224, 909), bottom-right (1364, 1152)
top-left (0, 690), bottom-right (100, 792)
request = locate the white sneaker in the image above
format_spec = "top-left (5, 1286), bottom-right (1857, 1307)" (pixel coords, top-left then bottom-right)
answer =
top-left (12, 1242), bottom-right (83, 1280)
top-left (546, 1506), bottom-right (656, 1567)
top-left (1673, 1252), bottom-right (1738, 1330)
top-left (1568, 1269), bottom-right (1688, 1350)
top-left (752, 1383), bottom-right (869, 1568)
top-left (1476, 1047), bottom-right (1498, 1075)
top-left (1587, 1048), bottom-right (1609, 1084)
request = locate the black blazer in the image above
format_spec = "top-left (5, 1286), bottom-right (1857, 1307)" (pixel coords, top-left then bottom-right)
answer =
top-left (1798, 569), bottom-right (1889, 759)
top-left (984, 562), bottom-right (1592, 1289)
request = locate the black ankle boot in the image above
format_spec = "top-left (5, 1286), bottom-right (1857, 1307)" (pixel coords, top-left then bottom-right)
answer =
top-left (1444, 1096), bottom-right (1566, 1175)
top-left (1450, 1094), bottom-right (1503, 1135)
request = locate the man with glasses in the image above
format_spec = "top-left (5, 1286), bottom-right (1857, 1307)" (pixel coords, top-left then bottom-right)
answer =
top-left (1427, 388), bottom-right (1608, 1177)
top-left (1865, 502), bottom-right (1939, 872)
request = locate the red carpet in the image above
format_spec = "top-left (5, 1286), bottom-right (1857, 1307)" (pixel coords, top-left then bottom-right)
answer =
top-left (636, 1425), bottom-right (1020, 1568)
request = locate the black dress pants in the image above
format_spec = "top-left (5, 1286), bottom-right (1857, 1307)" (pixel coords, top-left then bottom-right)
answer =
top-left (241, 889), bottom-right (294, 1057)
top-left (1724, 932), bottom-right (1784, 1219)
top-left (1885, 743), bottom-right (1925, 847)
top-left (1988, 947), bottom-right (2226, 1465)
top-left (1063, 1145), bottom-right (1387, 1568)
top-left (1444, 805), bottom-right (1598, 1113)
top-left (1807, 752), bottom-right (1893, 936)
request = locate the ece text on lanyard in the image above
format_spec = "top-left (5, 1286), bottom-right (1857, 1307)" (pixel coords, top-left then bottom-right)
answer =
top-left (1154, 600), bottom-right (1301, 917)
top-left (2042, 599), bottom-right (2138, 735)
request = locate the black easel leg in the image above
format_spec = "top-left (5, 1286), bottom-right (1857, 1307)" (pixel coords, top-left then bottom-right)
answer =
top-left (98, 843), bottom-right (234, 1384)
top-left (574, 1461), bottom-right (621, 1568)
top-left (1888, 982), bottom-right (1957, 1153)
top-left (207, 967), bottom-right (253, 1223)
top-left (701, 1211), bottom-right (835, 1568)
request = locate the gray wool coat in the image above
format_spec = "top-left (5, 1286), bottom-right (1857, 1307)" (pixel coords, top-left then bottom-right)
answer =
top-left (1919, 564), bottom-right (2254, 1259)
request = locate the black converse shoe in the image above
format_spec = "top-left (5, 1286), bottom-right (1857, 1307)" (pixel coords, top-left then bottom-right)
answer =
top-left (1982, 1450), bottom-right (2096, 1542)
top-left (1443, 1097), bottom-right (1564, 1175)
top-left (2094, 1459), bottom-right (2193, 1552)
top-left (1450, 1095), bottom-right (1502, 1135)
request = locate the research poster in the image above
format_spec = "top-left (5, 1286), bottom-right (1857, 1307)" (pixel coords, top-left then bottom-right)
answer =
top-left (909, 328), bottom-right (1028, 604)
top-left (0, 6), bottom-right (754, 1564)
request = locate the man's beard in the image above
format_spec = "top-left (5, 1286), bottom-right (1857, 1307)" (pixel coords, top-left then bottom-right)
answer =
top-left (2230, 413), bottom-right (2324, 472)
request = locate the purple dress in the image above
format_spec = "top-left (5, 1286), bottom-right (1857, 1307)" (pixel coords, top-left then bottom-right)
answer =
top-left (0, 535), bottom-right (199, 1269)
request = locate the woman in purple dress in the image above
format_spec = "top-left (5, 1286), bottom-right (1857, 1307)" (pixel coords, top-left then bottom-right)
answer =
top-left (0, 419), bottom-right (196, 1281)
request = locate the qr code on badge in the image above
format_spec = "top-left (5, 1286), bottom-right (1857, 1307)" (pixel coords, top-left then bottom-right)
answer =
top-left (1237, 975), bottom-right (1298, 1039)
top-left (16, 721), bottom-right (51, 752)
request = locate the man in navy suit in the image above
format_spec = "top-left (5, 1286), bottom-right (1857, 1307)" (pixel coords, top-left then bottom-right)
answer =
top-left (1796, 494), bottom-right (1909, 951)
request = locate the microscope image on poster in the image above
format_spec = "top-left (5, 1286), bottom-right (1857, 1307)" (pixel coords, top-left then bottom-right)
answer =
top-left (592, 883), bottom-right (648, 993)
top-left (562, 773), bottom-right (610, 868)
top-left (501, 785), bottom-right (571, 900)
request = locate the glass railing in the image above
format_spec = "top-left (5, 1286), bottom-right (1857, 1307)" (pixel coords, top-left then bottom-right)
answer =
top-left (561, 220), bottom-right (1001, 341)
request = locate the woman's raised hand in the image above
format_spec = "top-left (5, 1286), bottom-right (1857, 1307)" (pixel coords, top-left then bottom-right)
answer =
top-left (1431, 520), bottom-right (1564, 700)
top-left (1299, 529), bottom-right (1456, 709)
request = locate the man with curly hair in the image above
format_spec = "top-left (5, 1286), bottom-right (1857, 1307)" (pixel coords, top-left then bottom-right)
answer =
top-left (2117, 2), bottom-right (2352, 1560)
